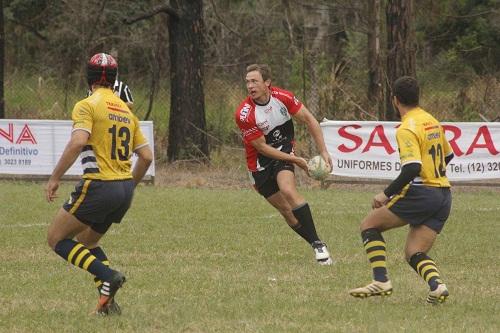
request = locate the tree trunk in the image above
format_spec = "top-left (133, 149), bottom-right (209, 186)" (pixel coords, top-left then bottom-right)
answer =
top-left (367, 0), bottom-right (383, 120)
top-left (385, 0), bottom-right (416, 120)
top-left (0, 0), bottom-right (4, 119)
top-left (167, 0), bottom-right (208, 162)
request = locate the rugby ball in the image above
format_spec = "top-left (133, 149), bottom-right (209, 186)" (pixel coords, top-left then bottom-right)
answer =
top-left (307, 155), bottom-right (330, 180)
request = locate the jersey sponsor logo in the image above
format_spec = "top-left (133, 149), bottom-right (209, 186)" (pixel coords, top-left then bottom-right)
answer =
top-left (106, 101), bottom-right (128, 114)
top-left (257, 120), bottom-right (270, 131)
top-left (279, 106), bottom-right (288, 117)
top-left (240, 104), bottom-right (251, 122)
top-left (272, 129), bottom-right (283, 141)
top-left (427, 132), bottom-right (441, 140)
top-left (425, 125), bottom-right (439, 131)
top-left (242, 127), bottom-right (258, 137)
top-left (400, 152), bottom-right (416, 160)
top-left (106, 101), bottom-right (122, 108)
top-left (108, 113), bottom-right (131, 124)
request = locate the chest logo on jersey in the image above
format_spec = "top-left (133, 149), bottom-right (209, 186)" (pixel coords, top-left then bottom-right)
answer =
top-left (279, 107), bottom-right (288, 117)
top-left (240, 104), bottom-right (251, 122)
top-left (264, 106), bottom-right (272, 114)
top-left (427, 132), bottom-right (441, 140)
top-left (257, 120), bottom-right (270, 131)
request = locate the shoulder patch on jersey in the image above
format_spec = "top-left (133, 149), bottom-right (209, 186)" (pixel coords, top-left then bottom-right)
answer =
top-left (239, 103), bottom-right (251, 122)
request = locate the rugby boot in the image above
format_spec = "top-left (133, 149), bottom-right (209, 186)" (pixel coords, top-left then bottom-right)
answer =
top-left (95, 270), bottom-right (126, 315)
top-left (426, 283), bottom-right (449, 304)
top-left (312, 241), bottom-right (333, 265)
top-left (349, 280), bottom-right (393, 298)
top-left (96, 283), bottom-right (122, 315)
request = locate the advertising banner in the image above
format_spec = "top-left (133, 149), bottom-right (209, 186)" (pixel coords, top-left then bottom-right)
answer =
top-left (0, 119), bottom-right (155, 177)
top-left (321, 121), bottom-right (500, 181)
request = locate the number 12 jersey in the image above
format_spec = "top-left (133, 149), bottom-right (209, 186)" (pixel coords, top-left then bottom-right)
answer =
top-left (396, 107), bottom-right (452, 187)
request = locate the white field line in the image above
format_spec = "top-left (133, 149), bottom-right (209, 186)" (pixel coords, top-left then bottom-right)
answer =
top-left (0, 223), bottom-right (47, 228)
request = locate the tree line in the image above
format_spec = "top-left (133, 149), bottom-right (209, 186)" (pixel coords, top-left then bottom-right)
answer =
top-left (0, 0), bottom-right (498, 162)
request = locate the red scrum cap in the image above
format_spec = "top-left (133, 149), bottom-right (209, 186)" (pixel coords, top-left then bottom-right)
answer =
top-left (87, 53), bottom-right (118, 87)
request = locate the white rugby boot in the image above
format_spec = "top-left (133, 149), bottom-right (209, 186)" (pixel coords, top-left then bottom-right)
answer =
top-left (349, 280), bottom-right (393, 298)
top-left (311, 241), bottom-right (333, 265)
top-left (426, 284), bottom-right (449, 304)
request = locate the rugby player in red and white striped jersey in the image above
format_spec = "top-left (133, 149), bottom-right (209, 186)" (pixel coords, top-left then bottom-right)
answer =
top-left (235, 64), bottom-right (333, 265)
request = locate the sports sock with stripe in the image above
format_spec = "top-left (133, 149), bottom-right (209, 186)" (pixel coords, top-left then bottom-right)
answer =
top-left (54, 239), bottom-right (114, 282)
top-left (409, 252), bottom-right (443, 291)
top-left (361, 228), bottom-right (389, 282)
top-left (89, 246), bottom-right (110, 291)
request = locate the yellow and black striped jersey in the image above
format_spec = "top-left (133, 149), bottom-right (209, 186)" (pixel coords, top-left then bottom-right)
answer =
top-left (396, 107), bottom-right (452, 187)
top-left (72, 88), bottom-right (148, 180)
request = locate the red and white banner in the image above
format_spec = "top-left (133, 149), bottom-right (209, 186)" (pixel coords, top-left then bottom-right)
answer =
top-left (321, 121), bottom-right (500, 181)
top-left (0, 119), bottom-right (155, 178)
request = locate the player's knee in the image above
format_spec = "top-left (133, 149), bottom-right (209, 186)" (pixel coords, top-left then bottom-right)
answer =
top-left (276, 204), bottom-right (292, 217)
top-left (47, 232), bottom-right (59, 251)
top-left (76, 236), bottom-right (98, 249)
top-left (280, 189), bottom-right (304, 207)
top-left (279, 187), bottom-right (294, 201)
top-left (360, 220), bottom-right (376, 232)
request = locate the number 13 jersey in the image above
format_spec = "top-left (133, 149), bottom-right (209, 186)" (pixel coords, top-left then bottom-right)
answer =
top-left (72, 88), bottom-right (148, 180)
top-left (397, 107), bottom-right (452, 187)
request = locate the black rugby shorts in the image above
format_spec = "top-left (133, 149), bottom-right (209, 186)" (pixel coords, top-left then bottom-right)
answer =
top-left (63, 179), bottom-right (135, 234)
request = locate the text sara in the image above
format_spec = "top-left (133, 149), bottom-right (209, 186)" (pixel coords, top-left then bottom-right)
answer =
top-left (337, 124), bottom-right (499, 156)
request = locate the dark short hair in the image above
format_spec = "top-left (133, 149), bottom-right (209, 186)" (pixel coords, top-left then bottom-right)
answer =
top-left (246, 64), bottom-right (271, 82)
top-left (393, 76), bottom-right (419, 106)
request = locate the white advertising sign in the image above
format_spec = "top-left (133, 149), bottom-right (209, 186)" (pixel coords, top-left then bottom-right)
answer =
top-left (0, 119), bottom-right (155, 178)
top-left (321, 121), bottom-right (500, 181)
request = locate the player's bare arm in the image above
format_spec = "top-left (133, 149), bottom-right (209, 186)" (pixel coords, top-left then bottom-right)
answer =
top-left (45, 130), bottom-right (90, 202)
top-left (292, 106), bottom-right (333, 172)
top-left (249, 136), bottom-right (309, 173)
top-left (132, 145), bottom-right (153, 185)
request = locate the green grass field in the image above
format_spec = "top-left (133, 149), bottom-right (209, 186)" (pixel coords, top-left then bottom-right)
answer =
top-left (0, 182), bottom-right (499, 332)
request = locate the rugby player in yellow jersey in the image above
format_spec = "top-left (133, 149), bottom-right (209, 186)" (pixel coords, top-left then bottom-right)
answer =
top-left (349, 76), bottom-right (454, 304)
top-left (45, 53), bottom-right (153, 315)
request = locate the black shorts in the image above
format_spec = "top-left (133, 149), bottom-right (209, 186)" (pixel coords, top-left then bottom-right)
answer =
top-left (63, 179), bottom-right (135, 234)
top-left (387, 185), bottom-right (451, 233)
top-left (251, 160), bottom-right (295, 198)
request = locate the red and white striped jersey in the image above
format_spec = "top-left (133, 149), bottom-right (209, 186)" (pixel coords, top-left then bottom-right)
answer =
top-left (235, 86), bottom-right (303, 172)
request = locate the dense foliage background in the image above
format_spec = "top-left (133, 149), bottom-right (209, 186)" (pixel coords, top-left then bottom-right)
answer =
top-left (2, 0), bottom-right (499, 158)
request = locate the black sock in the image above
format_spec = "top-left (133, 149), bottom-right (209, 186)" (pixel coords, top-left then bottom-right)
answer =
top-left (54, 239), bottom-right (114, 282)
top-left (361, 228), bottom-right (388, 282)
top-left (291, 203), bottom-right (320, 244)
top-left (89, 247), bottom-right (110, 291)
top-left (409, 252), bottom-right (443, 291)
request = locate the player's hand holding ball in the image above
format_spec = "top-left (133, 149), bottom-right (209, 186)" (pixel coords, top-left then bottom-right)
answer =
top-left (307, 155), bottom-right (331, 181)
